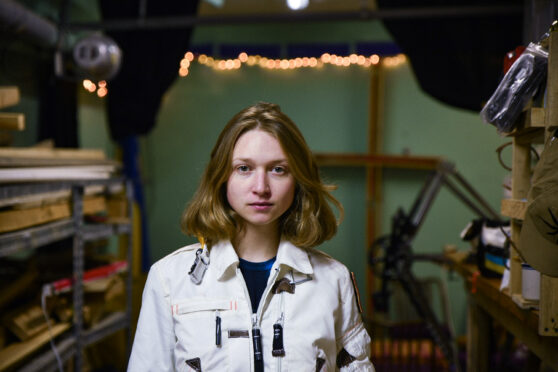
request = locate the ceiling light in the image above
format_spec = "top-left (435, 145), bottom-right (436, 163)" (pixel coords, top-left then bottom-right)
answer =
top-left (286, 0), bottom-right (309, 11)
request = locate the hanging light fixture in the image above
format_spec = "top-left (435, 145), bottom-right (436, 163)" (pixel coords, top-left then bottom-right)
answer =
top-left (286, 0), bottom-right (309, 11)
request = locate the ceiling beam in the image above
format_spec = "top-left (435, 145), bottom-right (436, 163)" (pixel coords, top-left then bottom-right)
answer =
top-left (64, 5), bottom-right (522, 32)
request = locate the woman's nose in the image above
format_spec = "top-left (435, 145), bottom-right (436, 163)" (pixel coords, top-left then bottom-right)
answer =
top-left (253, 170), bottom-right (270, 195)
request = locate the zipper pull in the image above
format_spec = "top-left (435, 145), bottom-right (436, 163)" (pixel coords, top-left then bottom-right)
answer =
top-left (252, 314), bottom-right (264, 371)
top-left (215, 310), bottom-right (221, 347)
top-left (272, 320), bottom-right (285, 357)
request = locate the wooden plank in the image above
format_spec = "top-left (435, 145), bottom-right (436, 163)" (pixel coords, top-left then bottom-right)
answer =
top-left (0, 86), bottom-right (19, 109)
top-left (472, 284), bottom-right (558, 368)
top-left (539, 275), bottom-right (558, 336)
top-left (510, 136), bottom-right (531, 299)
top-left (0, 184), bottom-right (105, 208)
top-left (511, 138), bottom-right (532, 199)
top-left (3, 306), bottom-right (48, 341)
top-left (500, 198), bottom-right (527, 219)
top-left (0, 147), bottom-right (105, 161)
top-left (0, 157), bottom-right (120, 167)
top-left (0, 196), bottom-right (106, 233)
top-left (0, 165), bottom-right (114, 183)
top-left (529, 107), bottom-right (546, 127)
top-left (366, 62), bottom-right (384, 317)
top-left (0, 323), bottom-right (70, 372)
top-left (467, 296), bottom-right (490, 372)
top-left (547, 29), bottom-right (558, 127)
top-left (315, 152), bottom-right (442, 169)
top-left (0, 113), bottom-right (24, 131)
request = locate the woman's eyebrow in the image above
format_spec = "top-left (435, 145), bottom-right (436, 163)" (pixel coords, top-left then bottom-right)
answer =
top-left (232, 157), bottom-right (288, 164)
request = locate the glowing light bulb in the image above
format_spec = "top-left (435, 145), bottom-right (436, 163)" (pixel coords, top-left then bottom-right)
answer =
top-left (286, 0), bottom-right (309, 10)
top-left (199, 54), bottom-right (208, 64)
top-left (238, 52), bottom-right (248, 62)
top-left (180, 59), bottom-right (190, 68)
top-left (321, 53), bottom-right (331, 63)
top-left (179, 67), bottom-right (189, 76)
top-left (83, 80), bottom-right (92, 90)
top-left (185, 52), bottom-right (194, 61)
top-left (371, 54), bottom-right (380, 65)
top-left (97, 87), bottom-right (107, 97)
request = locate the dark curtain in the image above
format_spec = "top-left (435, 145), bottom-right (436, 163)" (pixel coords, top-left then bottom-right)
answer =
top-left (377, 0), bottom-right (523, 111)
top-left (99, 0), bottom-right (200, 140)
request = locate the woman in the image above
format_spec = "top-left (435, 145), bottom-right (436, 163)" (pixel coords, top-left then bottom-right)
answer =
top-left (128, 102), bottom-right (374, 371)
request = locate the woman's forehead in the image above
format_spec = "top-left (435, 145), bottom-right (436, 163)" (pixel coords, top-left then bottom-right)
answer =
top-left (232, 129), bottom-right (287, 161)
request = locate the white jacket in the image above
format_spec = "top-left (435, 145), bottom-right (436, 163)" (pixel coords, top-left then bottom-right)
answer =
top-left (128, 240), bottom-right (375, 372)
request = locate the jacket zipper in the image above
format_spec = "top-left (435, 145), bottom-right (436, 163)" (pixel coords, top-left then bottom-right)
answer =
top-left (237, 265), bottom-right (281, 371)
top-left (276, 292), bottom-right (285, 372)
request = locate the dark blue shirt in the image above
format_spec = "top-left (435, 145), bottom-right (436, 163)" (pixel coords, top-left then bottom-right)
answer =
top-left (238, 257), bottom-right (276, 313)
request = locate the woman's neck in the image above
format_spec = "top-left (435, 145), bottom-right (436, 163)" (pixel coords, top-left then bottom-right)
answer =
top-left (233, 223), bottom-right (279, 262)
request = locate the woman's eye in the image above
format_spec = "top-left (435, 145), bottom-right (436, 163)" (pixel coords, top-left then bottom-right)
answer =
top-left (237, 165), bottom-right (250, 173)
top-left (272, 166), bottom-right (286, 174)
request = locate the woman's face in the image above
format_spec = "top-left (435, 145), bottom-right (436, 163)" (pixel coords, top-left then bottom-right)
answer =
top-left (226, 129), bottom-right (296, 231)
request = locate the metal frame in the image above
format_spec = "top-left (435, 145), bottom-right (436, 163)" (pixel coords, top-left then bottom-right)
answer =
top-left (0, 178), bottom-right (134, 371)
top-left (370, 160), bottom-right (502, 372)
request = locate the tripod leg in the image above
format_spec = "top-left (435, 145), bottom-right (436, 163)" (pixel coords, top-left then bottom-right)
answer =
top-left (398, 269), bottom-right (458, 371)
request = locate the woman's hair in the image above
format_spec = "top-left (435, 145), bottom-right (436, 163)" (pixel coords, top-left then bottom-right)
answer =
top-left (181, 102), bottom-right (343, 249)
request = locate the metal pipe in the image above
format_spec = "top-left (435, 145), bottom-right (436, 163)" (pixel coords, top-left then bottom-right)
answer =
top-left (0, 0), bottom-right (58, 47)
top-left (65, 5), bottom-right (522, 32)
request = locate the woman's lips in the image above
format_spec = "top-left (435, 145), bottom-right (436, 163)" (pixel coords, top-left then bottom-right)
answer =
top-left (249, 202), bottom-right (272, 211)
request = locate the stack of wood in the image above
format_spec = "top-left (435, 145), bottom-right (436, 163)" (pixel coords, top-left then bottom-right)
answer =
top-left (0, 146), bottom-right (123, 234)
top-left (0, 85), bottom-right (129, 371)
top-left (0, 85), bottom-right (123, 234)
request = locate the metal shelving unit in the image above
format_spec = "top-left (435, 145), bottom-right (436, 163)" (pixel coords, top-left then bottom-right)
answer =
top-left (0, 178), bottom-right (133, 371)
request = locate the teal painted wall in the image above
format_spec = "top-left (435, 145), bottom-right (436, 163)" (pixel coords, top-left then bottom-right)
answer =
top-left (77, 20), bottom-right (511, 336)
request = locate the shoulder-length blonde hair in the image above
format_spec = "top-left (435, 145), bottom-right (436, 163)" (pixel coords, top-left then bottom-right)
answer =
top-left (181, 102), bottom-right (343, 249)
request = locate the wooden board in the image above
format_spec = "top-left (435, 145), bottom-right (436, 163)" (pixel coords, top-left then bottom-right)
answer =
top-left (500, 198), bottom-right (527, 220)
top-left (0, 113), bottom-right (24, 131)
top-left (0, 86), bottom-right (19, 109)
top-left (0, 165), bottom-right (115, 183)
top-left (0, 147), bottom-right (105, 160)
top-left (0, 184), bottom-right (105, 209)
top-left (0, 323), bottom-right (69, 372)
top-left (3, 306), bottom-right (48, 341)
top-left (539, 275), bottom-right (558, 336)
top-left (0, 196), bottom-right (106, 233)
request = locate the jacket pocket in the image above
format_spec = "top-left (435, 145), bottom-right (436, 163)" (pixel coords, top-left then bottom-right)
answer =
top-left (172, 297), bottom-right (232, 371)
top-left (173, 297), bottom-right (231, 315)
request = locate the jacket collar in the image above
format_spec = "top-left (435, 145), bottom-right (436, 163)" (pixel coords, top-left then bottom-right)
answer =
top-left (211, 239), bottom-right (314, 281)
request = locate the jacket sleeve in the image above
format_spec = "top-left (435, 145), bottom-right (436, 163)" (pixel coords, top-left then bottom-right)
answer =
top-left (128, 263), bottom-right (175, 372)
top-left (335, 268), bottom-right (375, 372)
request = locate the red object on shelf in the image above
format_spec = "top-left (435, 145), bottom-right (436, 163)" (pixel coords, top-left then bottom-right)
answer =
top-left (50, 261), bottom-right (128, 294)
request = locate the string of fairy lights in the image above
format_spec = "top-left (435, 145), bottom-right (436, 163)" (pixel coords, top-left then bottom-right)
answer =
top-left (82, 52), bottom-right (407, 97)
